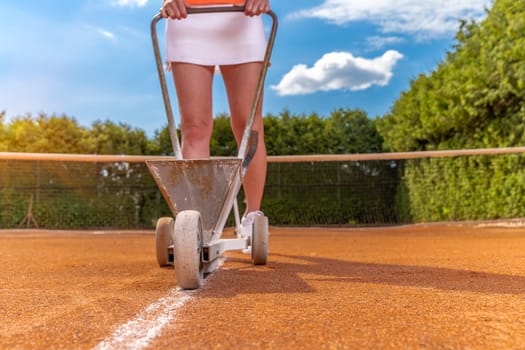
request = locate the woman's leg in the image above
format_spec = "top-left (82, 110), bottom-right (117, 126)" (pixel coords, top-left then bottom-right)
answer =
top-left (171, 62), bottom-right (215, 159)
top-left (220, 62), bottom-right (266, 214)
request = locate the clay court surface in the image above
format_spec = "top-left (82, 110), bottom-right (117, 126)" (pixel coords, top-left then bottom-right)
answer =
top-left (1, 224), bottom-right (525, 349)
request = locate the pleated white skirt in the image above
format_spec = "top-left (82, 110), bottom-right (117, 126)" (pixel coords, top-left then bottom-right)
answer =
top-left (165, 12), bottom-right (266, 67)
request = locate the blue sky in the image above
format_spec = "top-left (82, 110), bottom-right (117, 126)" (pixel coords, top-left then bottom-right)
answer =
top-left (0, 0), bottom-right (493, 137)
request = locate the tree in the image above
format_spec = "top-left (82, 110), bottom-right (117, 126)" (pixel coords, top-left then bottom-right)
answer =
top-left (148, 124), bottom-right (176, 156)
top-left (325, 108), bottom-right (383, 154)
top-left (5, 113), bottom-right (89, 153)
top-left (210, 113), bottom-right (237, 156)
top-left (83, 120), bottom-right (149, 155)
top-left (286, 111), bottom-right (327, 154)
top-left (265, 108), bottom-right (383, 155)
top-left (378, 0), bottom-right (525, 151)
top-left (375, 0), bottom-right (525, 223)
top-left (0, 111), bottom-right (6, 151)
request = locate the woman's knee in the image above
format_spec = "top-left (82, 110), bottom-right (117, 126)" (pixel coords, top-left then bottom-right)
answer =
top-left (181, 118), bottom-right (213, 143)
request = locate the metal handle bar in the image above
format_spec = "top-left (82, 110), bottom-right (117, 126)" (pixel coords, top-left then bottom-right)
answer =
top-left (151, 7), bottom-right (278, 166)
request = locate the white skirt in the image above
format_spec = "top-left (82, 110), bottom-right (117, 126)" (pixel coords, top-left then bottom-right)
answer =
top-left (165, 12), bottom-right (267, 67)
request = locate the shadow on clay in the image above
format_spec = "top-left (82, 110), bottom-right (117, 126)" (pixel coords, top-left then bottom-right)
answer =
top-left (200, 253), bottom-right (525, 297)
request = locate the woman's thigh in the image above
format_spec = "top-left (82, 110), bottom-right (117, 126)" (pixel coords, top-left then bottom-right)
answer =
top-left (170, 62), bottom-right (215, 157)
top-left (171, 62), bottom-right (215, 126)
top-left (220, 62), bottom-right (264, 137)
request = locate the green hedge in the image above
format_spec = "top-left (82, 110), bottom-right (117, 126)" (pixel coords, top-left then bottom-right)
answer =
top-left (402, 155), bottom-right (525, 222)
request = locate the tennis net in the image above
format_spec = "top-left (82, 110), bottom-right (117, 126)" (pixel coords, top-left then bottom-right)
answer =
top-left (1, 147), bottom-right (525, 229)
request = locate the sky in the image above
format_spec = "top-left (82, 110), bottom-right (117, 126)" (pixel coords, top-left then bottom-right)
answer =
top-left (0, 0), bottom-right (493, 137)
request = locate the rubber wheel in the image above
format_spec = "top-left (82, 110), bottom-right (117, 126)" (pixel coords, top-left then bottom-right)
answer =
top-left (155, 217), bottom-right (174, 267)
top-left (174, 210), bottom-right (204, 290)
top-left (252, 215), bottom-right (268, 265)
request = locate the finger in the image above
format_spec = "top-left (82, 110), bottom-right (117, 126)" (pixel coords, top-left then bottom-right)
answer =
top-left (174, 0), bottom-right (187, 19)
top-left (245, 0), bottom-right (268, 16)
top-left (170, 7), bottom-right (184, 19)
top-left (245, 6), bottom-right (260, 16)
top-left (244, 0), bottom-right (256, 16)
top-left (161, 3), bottom-right (170, 18)
top-left (164, 6), bottom-right (172, 18)
top-left (260, 3), bottom-right (270, 13)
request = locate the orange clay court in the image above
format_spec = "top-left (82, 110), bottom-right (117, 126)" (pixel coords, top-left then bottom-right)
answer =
top-left (1, 223), bottom-right (525, 349)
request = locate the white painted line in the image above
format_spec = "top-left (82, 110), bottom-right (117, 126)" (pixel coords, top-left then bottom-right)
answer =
top-left (93, 288), bottom-right (193, 350)
top-left (93, 258), bottom-right (225, 350)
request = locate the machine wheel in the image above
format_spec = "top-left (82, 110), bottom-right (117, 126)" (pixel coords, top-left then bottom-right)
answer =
top-left (155, 217), bottom-right (174, 267)
top-left (174, 210), bottom-right (204, 290)
top-left (251, 215), bottom-right (268, 265)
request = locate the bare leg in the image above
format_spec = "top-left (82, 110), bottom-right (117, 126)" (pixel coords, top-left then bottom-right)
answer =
top-left (220, 62), bottom-right (266, 213)
top-left (171, 62), bottom-right (215, 159)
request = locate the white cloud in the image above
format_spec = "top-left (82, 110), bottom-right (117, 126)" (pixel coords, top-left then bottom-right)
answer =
top-left (366, 36), bottom-right (405, 51)
top-left (101, 30), bottom-right (116, 40)
top-left (112, 0), bottom-right (148, 7)
top-left (291, 0), bottom-right (492, 39)
top-left (271, 50), bottom-right (404, 96)
top-left (89, 26), bottom-right (117, 40)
